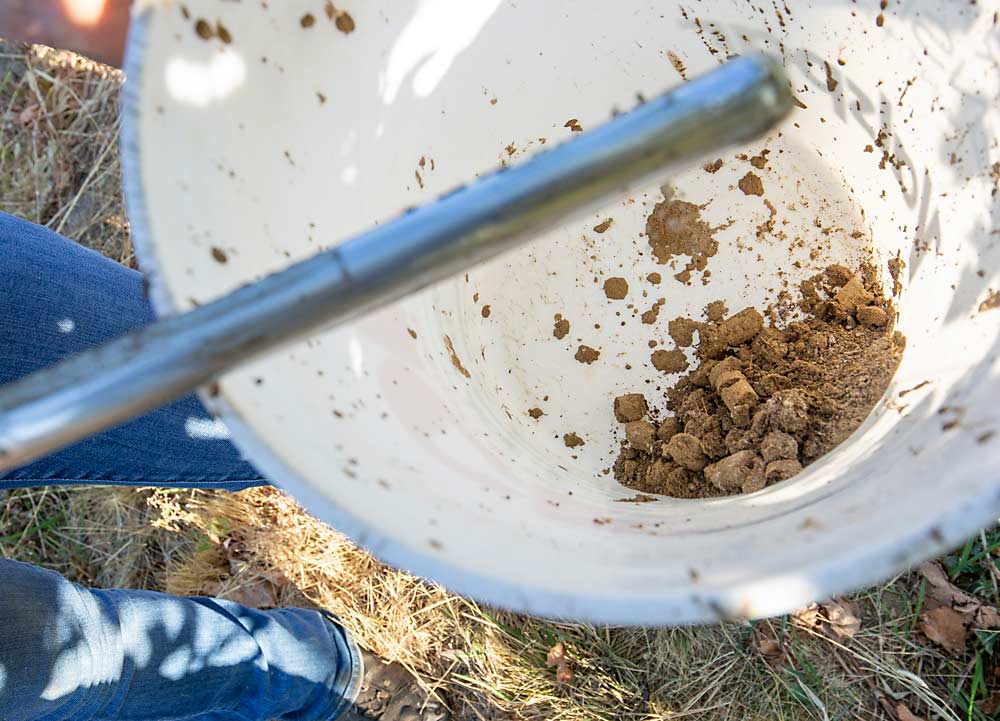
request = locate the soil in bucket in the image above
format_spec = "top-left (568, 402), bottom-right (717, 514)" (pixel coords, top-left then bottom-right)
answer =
top-left (612, 264), bottom-right (905, 499)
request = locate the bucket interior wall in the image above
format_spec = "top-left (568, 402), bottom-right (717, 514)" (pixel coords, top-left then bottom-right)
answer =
top-left (125, 0), bottom-right (1000, 623)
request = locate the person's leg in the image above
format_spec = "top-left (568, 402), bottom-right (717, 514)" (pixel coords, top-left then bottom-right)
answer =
top-left (0, 558), bottom-right (361, 721)
top-left (0, 211), bottom-right (265, 490)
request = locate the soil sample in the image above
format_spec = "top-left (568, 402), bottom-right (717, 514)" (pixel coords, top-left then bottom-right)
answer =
top-left (611, 265), bottom-right (904, 499)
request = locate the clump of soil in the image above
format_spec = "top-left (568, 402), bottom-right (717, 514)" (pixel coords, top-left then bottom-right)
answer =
top-left (645, 191), bottom-right (726, 285)
top-left (553, 314), bottom-right (570, 339)
top-left (612, 265), bottom-right (904, 499)
top-left (738, 172), bottom-right (765, 196)
top-left (603, 277), bottom-right (629, 300)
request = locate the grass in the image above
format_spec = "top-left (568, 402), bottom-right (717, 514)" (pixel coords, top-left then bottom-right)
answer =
top-left (1, 38), bottom-right (999, 720)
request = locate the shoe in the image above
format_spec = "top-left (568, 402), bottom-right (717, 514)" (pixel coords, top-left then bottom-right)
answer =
top-left (338, 648), bottom-right (450, 721)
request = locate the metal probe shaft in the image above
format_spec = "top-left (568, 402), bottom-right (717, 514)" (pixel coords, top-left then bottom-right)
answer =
top-left (0, 55), bottom-right (791, 471)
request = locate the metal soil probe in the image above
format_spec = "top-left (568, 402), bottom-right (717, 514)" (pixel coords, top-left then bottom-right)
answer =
top-left (0, 55), bottom-right (791, 471)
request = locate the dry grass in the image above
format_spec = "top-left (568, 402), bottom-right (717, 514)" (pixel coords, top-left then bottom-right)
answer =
top-left (1, 39), bottom-right (998, 721)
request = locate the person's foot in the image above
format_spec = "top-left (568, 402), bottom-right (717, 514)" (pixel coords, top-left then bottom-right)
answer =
top-left (339, 649), bottom-right (450, 721)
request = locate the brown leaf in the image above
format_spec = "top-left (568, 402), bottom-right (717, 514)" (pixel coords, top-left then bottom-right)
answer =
top-left (975, 604), bottom-right (1000, 630)
top-left (750, 628), bottom-right (786, 665)
top-left (823, 599), bottom-right (861, 640)
top-left (919, 606), bottom-right (967, 655)
top-left (225, 579), bottom-right (278, 609)
top-left (919, 561), bottom-right (1000, 630)
top-left (895, 702), bottom-right (927, 721)
top-left (977, 691), bottom-right (1000, 715)
top-left (200, 577), bottom-right (277, 609)
top-left (791, 603), bottom-right (821, 629)
top-left (919, 562), bottom-right (978, 610)
top-left (17, 105), bottom-right (37, 125)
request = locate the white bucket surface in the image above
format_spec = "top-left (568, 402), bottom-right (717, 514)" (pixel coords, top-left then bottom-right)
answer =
top-left (123, 0), bottom-right (1000, 624)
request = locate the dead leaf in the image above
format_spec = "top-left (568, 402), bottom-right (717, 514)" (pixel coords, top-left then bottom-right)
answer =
top-left (791, 603), bottom-right (821, 629)
top-left (975, 604), bottom-right (1000, 630)
top-left (225, 579), bottom-right (278, 608)
top-left (977, 691), bottom-right (1000, 715)
top-left (546, 642), bottom-right (573, 684)
top-left (919, 606), bottom-right (967, 655)
top-left (919, 561), bottom-right (1000, 630)
top-left (750, 627), bottom-right (786, 665)
top-left (17, 105), bottom-right (37, 125)
top-left (919, 561), bottom-right (978, 610)
top-left (823, 599), bottom-right (861, 640)
top-left (895, 702), bottom-right (927, 721)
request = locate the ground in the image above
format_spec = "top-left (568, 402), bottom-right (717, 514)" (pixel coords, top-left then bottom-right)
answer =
top-left (1, 41), bottom-right (999, 721)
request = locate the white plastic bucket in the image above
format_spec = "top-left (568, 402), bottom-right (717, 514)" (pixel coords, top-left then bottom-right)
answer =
top-left (122, 0), bottom-right (1000, 624)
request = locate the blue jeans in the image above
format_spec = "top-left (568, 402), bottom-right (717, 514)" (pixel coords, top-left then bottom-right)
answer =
top-left (0, 213), bottom-right (361, 720)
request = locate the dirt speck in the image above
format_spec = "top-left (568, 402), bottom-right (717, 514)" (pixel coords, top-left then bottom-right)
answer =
top-left (564, 118), bottom-right (583, 132)
top-left (194, 18), bottom-right (214, 39)
top-left (647, 272), bottom-right (662, 284)
top-left (553, 314), bottom-right (570, 339)
top-left (749, 150), bottom-right (770, 169)
top-left (216, 21), bottom-right (232, 43)
top-left (738, 172), bottom-right (764, 196)
top-left (211, 246), bottom-right (228, 263)
top-left (335, 11), bottom-right (356, 33)
top-left (702, 158), bottom-right (724, 174)
top-left (407, 328), bottom-right (417, 339)
top-left (887, 253), bottom-right (905, 296)
top-left (593, 218), bottom-right (613, 234)
top-left (528, 407), bottom-right (544, 419)
top-left (575, 345), bottom-right (600, 364)
top-left (444, 335), bottom-right (471, 378)
top-left (481, 305), bottom-right (492, 318)
top-left (563, 432), bottom-right (585, 448)
top-left (823, 61), bottom-right (839, 92)
top-left (300, 13), bottom-right (316, 28)
top-left (603, 277), bottom-right (629, 300)
top-left (980, 290), bottom-right (1000, 313)
top-left (667, 50), bottom-right (687, 79)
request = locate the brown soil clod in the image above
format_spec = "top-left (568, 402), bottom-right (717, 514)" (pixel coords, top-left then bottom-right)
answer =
top-left (651, 348), bottom-right (689, 374)
top-left (669, 317), bottom-right (701, 347)
top-left (563, 432), bottom-right (585, 448)
top-left (575, 345), bottom-right (600, 364)
top-left (528, 407), bottom-right (544, 419)
top-left (593, 218), bottom-right (613, 234)
top-left (553, 314), bottom-right (570, 339)
top-left (645, 192), bottom-right (722, 285)
top-left (738, 172), bottom-right (765, 196)
top-left (749, 150), bottom-right (770, 169)
top-left (705, 300), bottom-right (728, 323)
top-left (614, 393), bottom-right (648, 423)
top-left (703, 158), bottom-right (724, 174)
top-left (612, 265), bottom-right (904, 498)
top-left (603, 277), bottom-right (629, 300)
